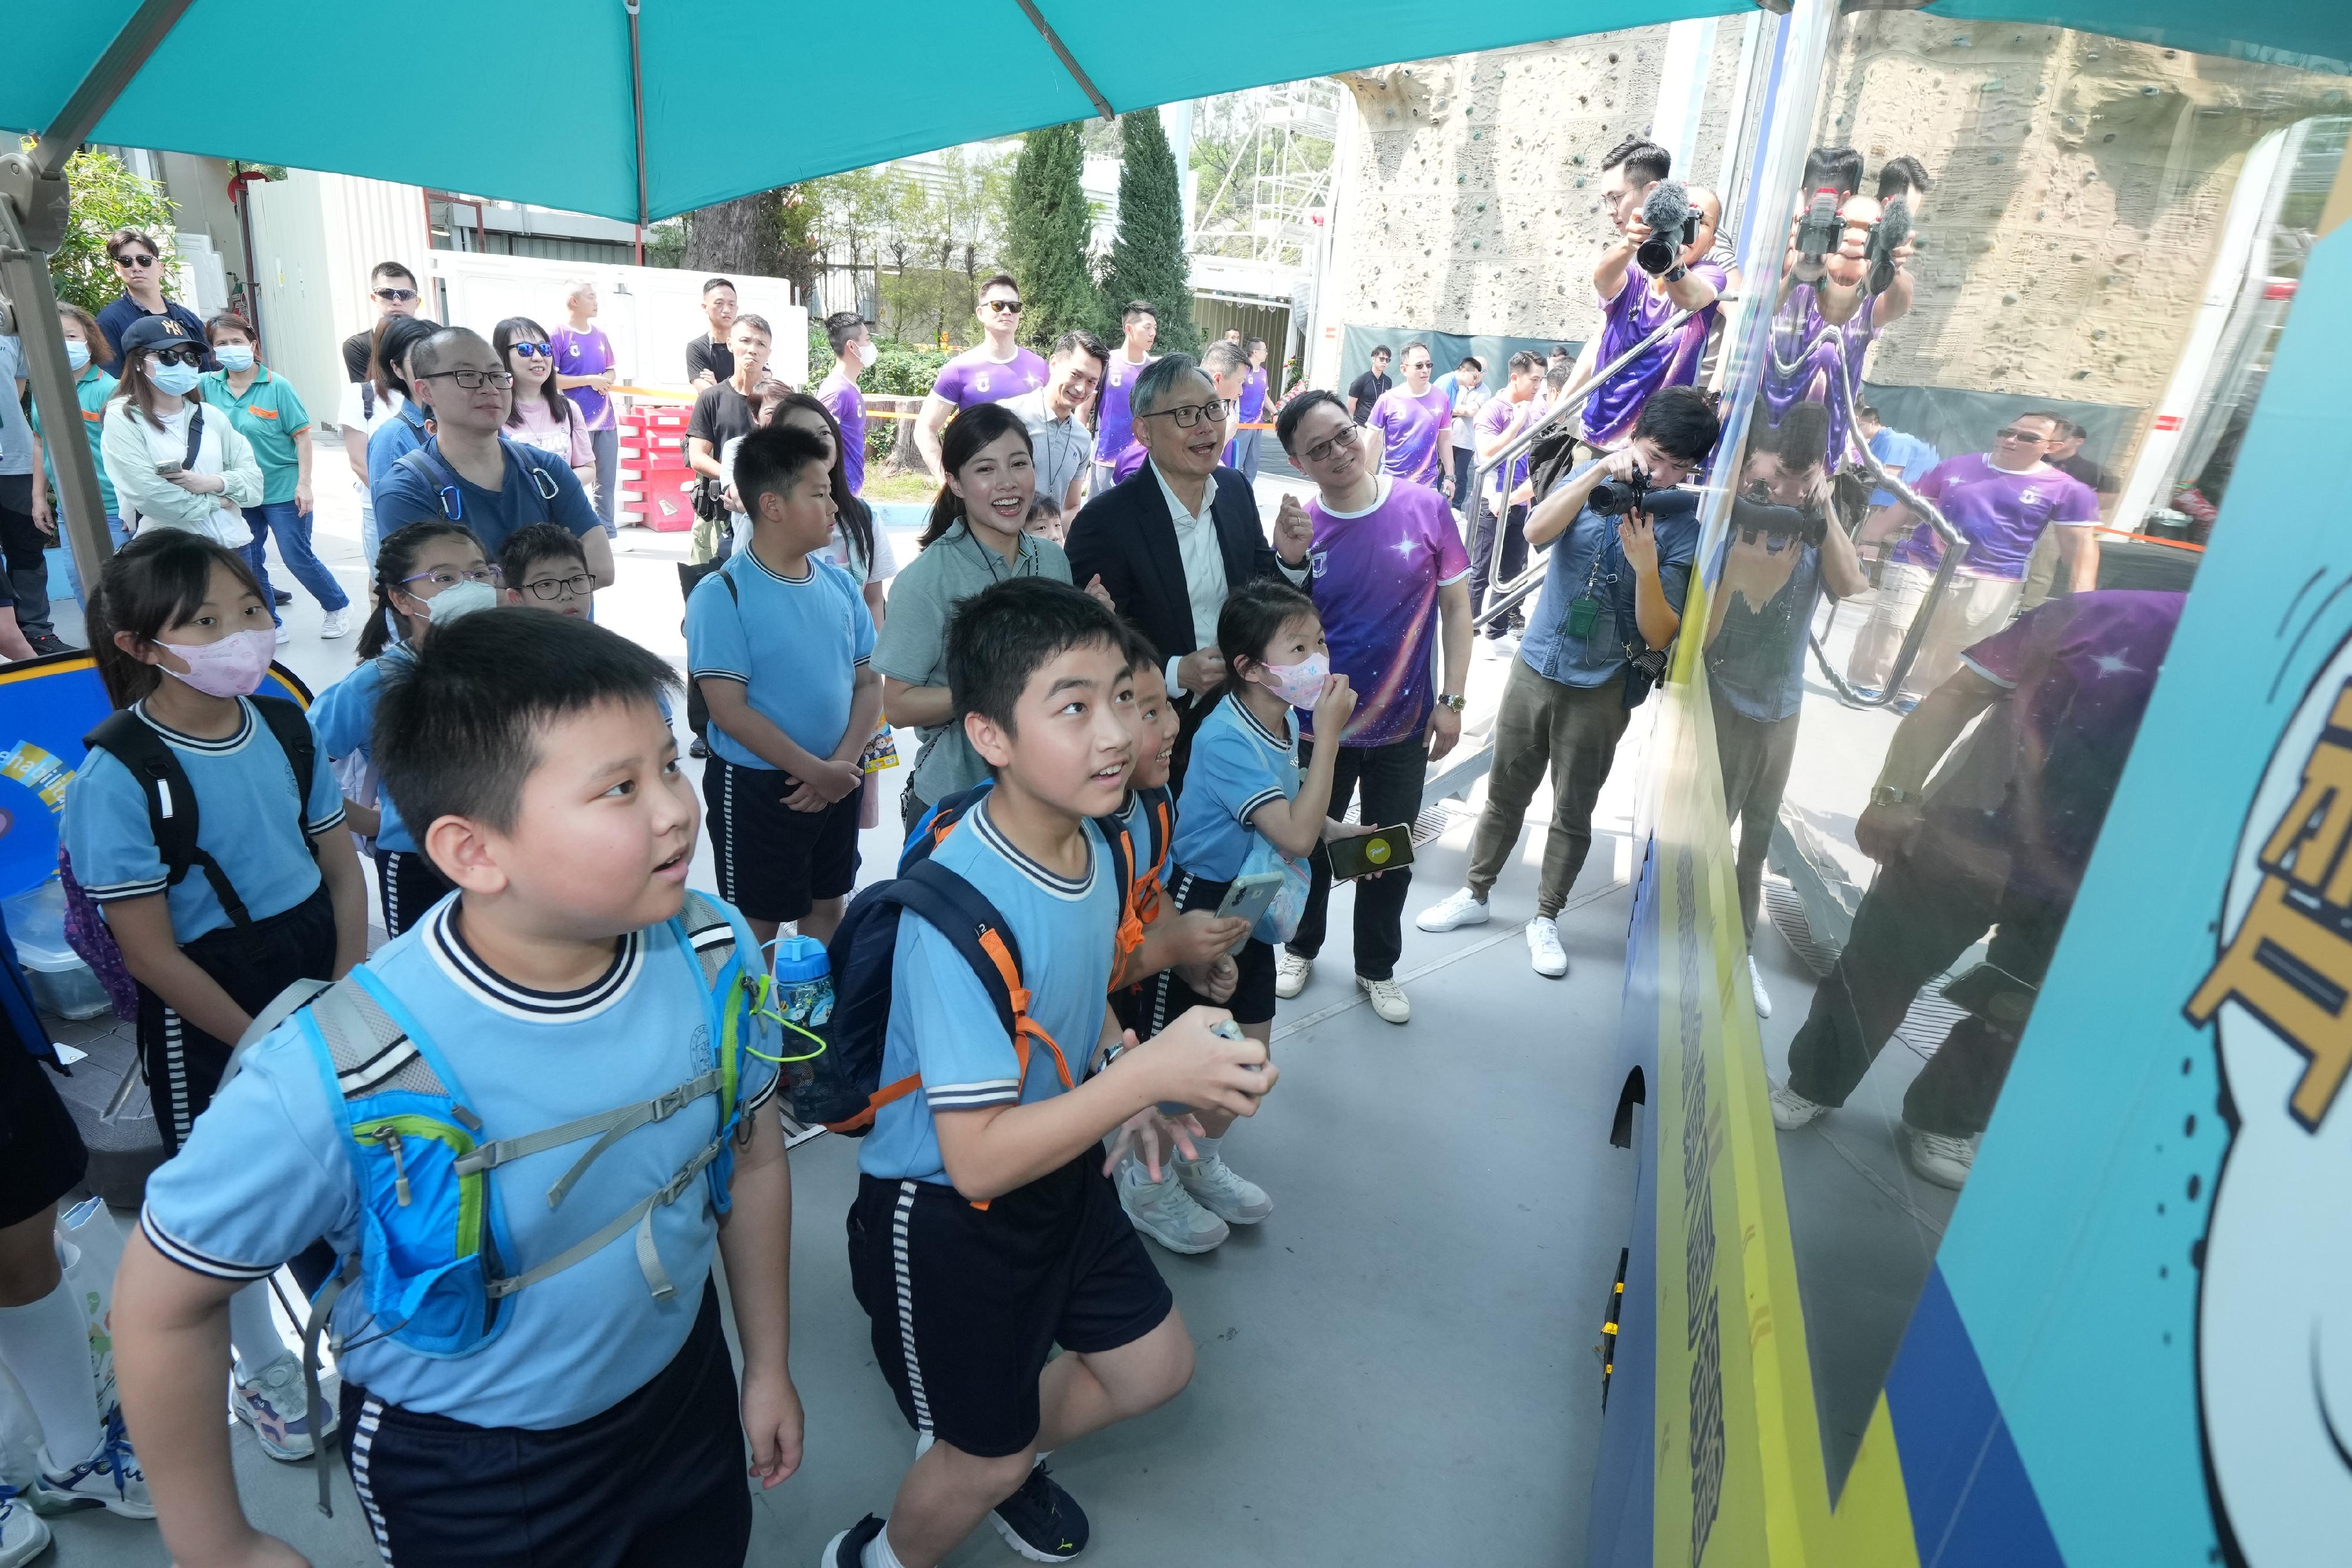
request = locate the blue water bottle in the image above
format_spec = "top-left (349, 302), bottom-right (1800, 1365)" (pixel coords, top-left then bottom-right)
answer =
top-left (770, 935), bottom-right (834, 1085)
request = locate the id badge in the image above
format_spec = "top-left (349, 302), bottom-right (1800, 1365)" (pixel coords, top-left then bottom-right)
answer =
top-left (1566, 594), bottom-right (1601, 638)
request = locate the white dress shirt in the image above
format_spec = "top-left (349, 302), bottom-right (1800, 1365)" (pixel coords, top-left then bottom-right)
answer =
top-left (1152, 460), bottom-right (1229, 697)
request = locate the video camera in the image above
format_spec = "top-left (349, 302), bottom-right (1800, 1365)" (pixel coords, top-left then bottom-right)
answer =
top-left (1794, 187), bottom-right (1841, 266)
top-left (1732, 482), bottom-right (1829, 548)
top-left (1635, 180), bottom-right (1699, 277)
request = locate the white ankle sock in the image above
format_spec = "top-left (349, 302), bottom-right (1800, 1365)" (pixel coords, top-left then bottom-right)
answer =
top-left (0, 1278), bottom-right (102, 1472)
top-left (862, 1523), bottom-right (910, 1568)
top-left (228, 1281), bottom-right (288, 1378)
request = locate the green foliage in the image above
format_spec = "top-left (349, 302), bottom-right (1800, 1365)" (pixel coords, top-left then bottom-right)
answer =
top-left (856, 339), bottom-right (948, 465)
top-left (1100, 109), bottom-right (1198, 356)
top-left (42, 145), bottom-right (182, 316)
top-left (1005, 123), bottom-right (1100, 352)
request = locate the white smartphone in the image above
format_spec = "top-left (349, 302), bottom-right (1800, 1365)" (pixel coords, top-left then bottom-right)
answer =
top-left (1214, 872), bottom-right (1287, 954)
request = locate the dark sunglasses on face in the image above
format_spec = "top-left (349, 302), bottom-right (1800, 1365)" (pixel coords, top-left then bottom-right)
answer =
top-left (509, 342), bottom-right (553, 359)
top-left (1994, 426), bottom-right (2047, 442)
top-left (148, 347), bottom-right (203, 368)
top-left (983, 299), bottom-right (1024, 315)
top-left (1140, 398), bottom-right (1231, 431)
top-left (114, 253), bottom-right (157, 268)
top-left (374, 287), bottom-right (419, 303)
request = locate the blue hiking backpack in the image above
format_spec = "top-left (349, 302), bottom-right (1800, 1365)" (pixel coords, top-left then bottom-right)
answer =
top-left (783, 787), bottom-right (1140, 1137)
top-left (227, 890), bottom-right (774, 1516)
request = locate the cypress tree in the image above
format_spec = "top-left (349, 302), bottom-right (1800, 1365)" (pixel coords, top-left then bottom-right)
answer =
top-left (1100, 108), bottom-right (1199, 355)
top-left (1004, 122), bottom-right (1100, 351)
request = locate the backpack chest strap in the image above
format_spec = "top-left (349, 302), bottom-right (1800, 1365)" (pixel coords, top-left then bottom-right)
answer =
top-left (453, 1068), bottom-right (723, 1210)
top-left (483, 1120), bottom-right (733, 1303)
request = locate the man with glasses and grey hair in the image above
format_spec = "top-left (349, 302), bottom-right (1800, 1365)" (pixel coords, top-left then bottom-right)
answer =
top-left (1064, 353), bottom-right (1313, 785)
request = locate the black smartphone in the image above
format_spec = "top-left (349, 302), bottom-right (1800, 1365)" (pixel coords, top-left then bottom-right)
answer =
top-left (1328, 823), bottom-right (1415, 881)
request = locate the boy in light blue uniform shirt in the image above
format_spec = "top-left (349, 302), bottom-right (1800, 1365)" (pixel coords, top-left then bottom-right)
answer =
top-left (688, 423), bottom-right (880, 951)
top-left (112, 611), bottom-right (801, 1567)
top-left (826, 578), bottom-right (1276, 1568)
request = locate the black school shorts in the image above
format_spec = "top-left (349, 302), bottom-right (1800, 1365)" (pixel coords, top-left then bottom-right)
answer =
top-left (0, 1046), bottom-right (88, 1228)
top-left (704, 756), bottom-right (861, 924)
top-left (847, 1154), bottom-right (1174, 1459)
top-left (1144, 867), bottom-right (1278, 1029)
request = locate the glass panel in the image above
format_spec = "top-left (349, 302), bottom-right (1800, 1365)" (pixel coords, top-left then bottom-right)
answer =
top-left (1686, 13), bottom-right (2350, 1492)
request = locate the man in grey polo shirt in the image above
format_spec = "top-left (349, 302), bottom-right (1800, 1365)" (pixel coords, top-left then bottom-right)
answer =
top-left (1004, 328), bottom-right (1105, 516)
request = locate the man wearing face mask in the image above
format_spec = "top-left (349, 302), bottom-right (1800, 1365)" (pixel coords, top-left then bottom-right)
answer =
top-left (813, 312), bottom-right (877, 497)
top-left (371, 328), bottom-right (614, 580)
top-left (1005, 329), bottom-right (1106, 517)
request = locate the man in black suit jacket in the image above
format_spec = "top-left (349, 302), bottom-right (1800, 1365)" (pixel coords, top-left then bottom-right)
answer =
top-left (1065, 354), bottom-right (1314, 787)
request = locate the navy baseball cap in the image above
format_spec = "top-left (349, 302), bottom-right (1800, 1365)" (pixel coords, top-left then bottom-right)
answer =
top-left (119, 315), bottom-right (201, 356)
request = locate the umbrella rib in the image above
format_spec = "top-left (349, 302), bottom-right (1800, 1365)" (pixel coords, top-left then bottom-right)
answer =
top-left (625, 0), bottom-right (649, 226)
top-left (34, 0), bottom-right (196, 178)
top-left (1011, 0), bottom-right (1115, 121)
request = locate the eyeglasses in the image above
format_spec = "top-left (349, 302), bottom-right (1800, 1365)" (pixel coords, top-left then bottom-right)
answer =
top-left (1994, 426), bottom-right (2049, 443)
top-left (373, 287), bottom-right (419, 303)
top-left (509, 342), bottom-right (552, 359)
top-left (417, 368), bottom-right (516, 390)
top-left (982, 299), bottom-right (1024, 315)
top-left (1139, 398), bottom-right (1231, 431)
top-left (398, 566), bottom-right (502, 591)
top-left (1298, 422), bottom-right (1362, 464)
top-left (521, 571), bottom-right (594, 601)
top-left (147, 346), bottom-right (203, 368)
top-left (113, 253), bottom-right (157, 268)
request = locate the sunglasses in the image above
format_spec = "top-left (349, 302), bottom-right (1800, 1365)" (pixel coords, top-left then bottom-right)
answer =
top-left (113, 253), bottom-right (158, 268)
top-left (373, 287), bottom-right (419, 303)
top-left (509, 342), bottom-right (553, 359)
top-left (983, 299), bottom-right (1024, 315)
top-left (147, 346), bottom-right (203, 368)
top-left (1994, 426), bottom-right (2049, 442)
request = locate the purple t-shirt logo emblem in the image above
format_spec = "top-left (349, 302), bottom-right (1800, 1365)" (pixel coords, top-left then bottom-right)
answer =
top-left (975, 373), bottom-right (991, 394)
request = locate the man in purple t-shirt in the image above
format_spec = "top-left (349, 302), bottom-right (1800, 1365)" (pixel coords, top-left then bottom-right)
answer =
top-left (1093, 299), bottom-right (1160, 495)
top-left (550, 279), bottom-right (623, 536)
top-left (1579, 143), bottom-right (1725, 449)
top-left (1469, 351), bottom-right (1545, 646)
top-left (913, 272), bottom-right (1048, 480)
top-left (1848, 412), bottom-right (2102, 703)
top-left (1225, 336), bottom-right (1271, 479)
top-left (1364, 343), bottom-right (1454, 494)
top-left (1268, 387), bottom-right (1474, 1014)
top-left (814, 310), bottom-right (876, 496)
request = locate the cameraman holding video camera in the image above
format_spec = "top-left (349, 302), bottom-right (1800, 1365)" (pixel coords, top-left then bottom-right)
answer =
top-left (1579, 138), bottom-right (1726, 450)
top-left (1703, 404), bottom-right (1868, 1018)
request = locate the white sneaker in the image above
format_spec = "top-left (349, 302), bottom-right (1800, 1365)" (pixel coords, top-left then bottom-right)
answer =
top-left (1493, 630), bottom-right (1522, 654)
top-left (1118, 1162), bottom-right (1230, 1253)
top-left (1416, 886), bottom-right (1492, 932)
top-left (1357, 974), bottom-right (1411, 1024)
top-left (0, 1487), bottom-right (52, 1567)
top-left (1748, 955), bottom-right (1774, 1019)
top-left (28, 1415), bottom-right (153, 1520)
top-left (1177, 1154), bottom-right (1272, 1225)
top-left (1274, 948), bottom-right (1311, 1000)
top-left (1903, 1124), bottom-right (1976, 1190)
top-left (320, 607), bottom-right (352, 639)
top-left (1478, 636), bottom-right (1506, 659)
top-left (273, 621), bottom-right (292, 646)
top-left (1768, 1081), bottom-right (1830, 1131)
top-left (233, 1350), bottom-right (335, 1462)
top-left (1526, 916), bottom-right (1568, 978)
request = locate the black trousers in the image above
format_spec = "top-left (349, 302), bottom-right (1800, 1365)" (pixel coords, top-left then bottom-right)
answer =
top-left (1451, 446), bottom-right (1476, 514)
top-left (1784, 837), bottom-right (2073, 1138)
top-left (1287, 734), bottom-right (1427, 981)
top-left (1468, 497), bottom-right (1529, 637)
top-left (0, 474), bottom-right (52, 637)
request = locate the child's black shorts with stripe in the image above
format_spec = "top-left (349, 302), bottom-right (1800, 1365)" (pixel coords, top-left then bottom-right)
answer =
top-left (703, 757), bottom-right (860, 925)
top-left (847, 1152), bottom-right (1173, 1459)
top-left (1145, 866), bottom-right (1278, 1029)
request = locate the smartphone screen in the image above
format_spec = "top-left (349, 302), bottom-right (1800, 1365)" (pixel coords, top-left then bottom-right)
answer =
top-left (1328, 824), bottom-right (1415, 882)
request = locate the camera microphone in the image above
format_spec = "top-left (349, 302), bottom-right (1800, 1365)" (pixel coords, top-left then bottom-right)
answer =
top-left (1865, 195), bottom-right (1912, 295)
top-left (1795, 187), bottom-right (1840, 266)
top-left (1635, 180), bottom-right (1695, 276)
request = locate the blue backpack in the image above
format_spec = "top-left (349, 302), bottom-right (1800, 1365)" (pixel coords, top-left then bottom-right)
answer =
top-left (229, 891), bottom-right (773, 1516)
top-left (784, 788), bottom-right (1139, 1137)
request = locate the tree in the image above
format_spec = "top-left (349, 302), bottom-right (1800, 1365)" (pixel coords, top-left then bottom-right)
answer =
top-left (877, 170), bottom-right (931, 339)
top-left (811, 167), bottom-right (890, 318)
top-left (1004, 122), bottom-right (1098, 351)
top-left (679, 184), bottom-right (824, 302)
top-left (45, 145), bottom-right (181, 315)
top-left (1100, 108), bottom-right (1198, 356)
top-left (949, 153), bottom-right (1011, 325)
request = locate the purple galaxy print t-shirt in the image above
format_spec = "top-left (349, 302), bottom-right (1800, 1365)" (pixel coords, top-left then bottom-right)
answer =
top-left (931, 346), bottom-right (1047, 411)
top-left (1094, 350), bottom-right (1155, 467)
top-left (816, 367), bottom-right (866, 496)
top-left (1760, 285), bottom-right (1882, 470)
top-left (1474, 394), bottom-right (1538, 503)
top-left (1891, 454), bottom-right (2100, 581)
top-left (1301, 477), bottom-right (1472, 747)
top-left (1237, 366), bottom-right (1268, 423)
top-left (1581, 260), bottom-right (1728, 449)
top-left (1368, 385), bottom-right (1453, 487)
top-left (549, 324), bottom-right (617, 432)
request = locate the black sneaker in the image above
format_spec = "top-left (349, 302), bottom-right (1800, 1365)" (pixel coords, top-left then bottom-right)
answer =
top-left (272, 589), bottom-right (293, 606)
top-left (25, 632), bottom-right (72, 657)
top-left (991, 1462), bottom-right (1088, 1562)
top-left (822, 1514), bottom-right (886, 1566)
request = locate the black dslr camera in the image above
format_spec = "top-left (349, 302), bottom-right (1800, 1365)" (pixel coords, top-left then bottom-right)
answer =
top-left (1589, 466), bottom-right (1651, 517)
top-left (1732, 483), bottom-right (1828, 548)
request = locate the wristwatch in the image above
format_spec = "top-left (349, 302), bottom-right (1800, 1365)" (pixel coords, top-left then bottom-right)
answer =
top-left (1869, 784), bottom-right (1910, 807)
top-left (1436, 693), bottom-right (1467, 714)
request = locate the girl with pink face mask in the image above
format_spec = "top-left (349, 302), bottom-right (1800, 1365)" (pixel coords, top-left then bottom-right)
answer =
top-left (59, 530), bottom-right (369, 1466)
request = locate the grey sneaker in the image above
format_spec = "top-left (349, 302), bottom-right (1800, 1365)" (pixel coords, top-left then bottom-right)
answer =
top-left (1119, 1161), bottom-right (1230, 1253)
top-left (1903, 1124), bottom-right (1976, 1189)
top-left (0, 1485), bottom-right (52, 1567)
top-left (1768, 1081), bottom-right (1830, 1131)
top-left (1177, 1154), bottom-right (1273, 1225)
top-left (29, 1411), bottom-right (153, 1520)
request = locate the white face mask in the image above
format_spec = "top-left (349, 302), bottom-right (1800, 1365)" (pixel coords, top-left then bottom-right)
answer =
top-left (423, 579), bottom-right (497, 626)
top-left (65, 340), bottom-right (91, 372)
top-left (853, 339), bottom-right (880, 370)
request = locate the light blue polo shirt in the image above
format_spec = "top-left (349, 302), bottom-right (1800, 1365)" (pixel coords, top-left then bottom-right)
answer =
top-left (311, 646), bottom-right (419, 853)
top-left (1168, 696), bottom-right (1299, 884)
top-left (61, 697), bottom-right (346, 942)
top-left (199, 366), bottom-right (311, 505)
top-left (860, 803), bottom-right (1120, 1188)
top-left (137, 890), bottom-right (781, 1429)
top-left (686, 546), bottom-right (875, 770)
top-left (365, 398), bottom-right (431, 501)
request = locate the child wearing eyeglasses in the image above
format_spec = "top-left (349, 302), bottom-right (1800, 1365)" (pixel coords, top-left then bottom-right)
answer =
top-left (311, 519), bottom-right (500, 935)
top-left (499, 521), bottom-right (596, 620)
